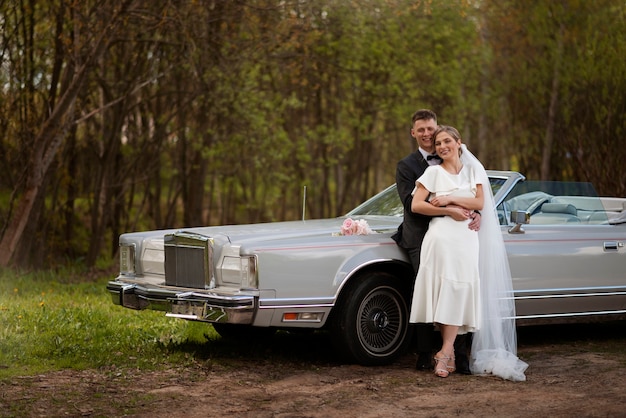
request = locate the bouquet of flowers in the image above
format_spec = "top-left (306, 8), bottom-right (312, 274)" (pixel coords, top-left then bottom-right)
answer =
top-left (339, 218), bottom-right (372, 236)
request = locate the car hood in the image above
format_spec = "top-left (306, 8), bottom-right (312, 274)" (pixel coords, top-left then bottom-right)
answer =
top-left (122, 216), bottom-right (402, 254)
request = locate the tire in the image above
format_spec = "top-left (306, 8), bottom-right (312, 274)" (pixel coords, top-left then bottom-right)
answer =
top-left (212, 323), bottom-right (276, 340)
top-left (331, 272), bottom-right (413, 366)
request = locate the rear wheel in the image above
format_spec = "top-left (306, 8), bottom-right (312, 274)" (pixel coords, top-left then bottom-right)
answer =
top-left (331, 272), bottom-right (412, 366)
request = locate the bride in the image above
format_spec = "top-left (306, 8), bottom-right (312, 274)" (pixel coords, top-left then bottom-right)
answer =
top-left (410, 125), bottom-right (528, 381)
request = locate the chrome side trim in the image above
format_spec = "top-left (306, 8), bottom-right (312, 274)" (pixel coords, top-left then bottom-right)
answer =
top-left (514, 290), bottom-right (626, 300)
top-left (258, 303), bottom-right (334, 310)
top-left (513, 311), bottom-right (626, 326)
top-left (506, 309), bottom-right (626, 319)
top-left (514, 309), bottom-right (626, 320)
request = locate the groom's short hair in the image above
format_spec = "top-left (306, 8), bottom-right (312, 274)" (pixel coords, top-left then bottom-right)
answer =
top-left (411, 109), bottom-right (437, 125)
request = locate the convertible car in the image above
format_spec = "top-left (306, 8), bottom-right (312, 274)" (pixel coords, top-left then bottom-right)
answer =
top-left (107, 170), bottom-right (626, 365)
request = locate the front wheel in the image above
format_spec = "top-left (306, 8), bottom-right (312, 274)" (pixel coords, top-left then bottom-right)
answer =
top-left (331, 272), bottom-right (413, 366)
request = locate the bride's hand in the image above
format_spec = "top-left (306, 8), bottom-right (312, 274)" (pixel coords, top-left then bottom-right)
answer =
top-left (430, 196), bottom-right (452, 207)
top-left (447, 206), bottom-right (471, 221)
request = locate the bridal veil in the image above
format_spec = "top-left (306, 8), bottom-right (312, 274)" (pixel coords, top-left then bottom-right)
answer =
top-left (461, 144), bottom-right (528, 381)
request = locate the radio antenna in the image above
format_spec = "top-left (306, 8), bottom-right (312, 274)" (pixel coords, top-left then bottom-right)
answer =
top-left (302, 185), bottom-right (307, 220)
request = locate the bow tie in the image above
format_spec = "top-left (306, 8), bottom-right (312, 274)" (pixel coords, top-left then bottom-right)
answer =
top-left (426, 154), bottom-right (442, 161)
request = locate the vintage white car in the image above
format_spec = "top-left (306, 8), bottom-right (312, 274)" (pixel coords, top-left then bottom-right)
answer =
top-left (107, 170), bottom-right (626, 365)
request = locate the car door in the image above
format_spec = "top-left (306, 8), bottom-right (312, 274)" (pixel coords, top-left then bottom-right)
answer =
top-left (496, 181), bottom-right (626, 324)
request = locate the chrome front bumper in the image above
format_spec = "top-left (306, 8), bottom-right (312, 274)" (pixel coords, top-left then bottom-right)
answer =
top-left (106, 281), bottom-right (256, 324)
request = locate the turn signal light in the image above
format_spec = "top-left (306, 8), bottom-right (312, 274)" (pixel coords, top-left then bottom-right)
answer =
top-left (282, 312), bottom-right (323, 322)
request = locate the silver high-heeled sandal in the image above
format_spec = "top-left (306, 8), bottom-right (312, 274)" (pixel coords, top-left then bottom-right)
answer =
top-left (434, 355), bottom-right (452, 378)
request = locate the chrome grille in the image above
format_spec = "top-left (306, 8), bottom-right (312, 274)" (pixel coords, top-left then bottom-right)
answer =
top-left (164, 232), bottom-right (212, 288)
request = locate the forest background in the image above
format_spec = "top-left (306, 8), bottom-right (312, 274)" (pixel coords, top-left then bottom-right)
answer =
top-left (1, 0), bottom-right (625, 270)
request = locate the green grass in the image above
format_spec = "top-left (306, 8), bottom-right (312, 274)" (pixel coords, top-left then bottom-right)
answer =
top-left (0, 267), bottom-right (215, 380)
top-left (4, 266), bottom-right (626, 383)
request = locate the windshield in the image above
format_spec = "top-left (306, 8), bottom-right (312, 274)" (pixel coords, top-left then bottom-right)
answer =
top-left (347, 177), bottom-right (504, 217)
top-left (347, 175), bottom-right (622, 226)
top-left (347, 185), bottom-right (404, 217)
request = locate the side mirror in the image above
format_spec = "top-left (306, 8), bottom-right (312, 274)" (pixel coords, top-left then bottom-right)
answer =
top-left (508, 210), bottom-right (530, 234)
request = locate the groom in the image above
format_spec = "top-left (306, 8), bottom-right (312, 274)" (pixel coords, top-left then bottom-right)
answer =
top-left (392, 109), bottom-right (479, 374)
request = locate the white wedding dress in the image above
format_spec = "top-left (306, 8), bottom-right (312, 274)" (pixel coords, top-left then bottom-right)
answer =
top-left (409, 164), bottom-right (480, 334)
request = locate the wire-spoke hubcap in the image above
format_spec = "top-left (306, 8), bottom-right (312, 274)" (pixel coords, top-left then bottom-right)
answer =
top-left (368, 310), bottom-right (389, 332)
top-left (357, 287), bottom-right (404, 354)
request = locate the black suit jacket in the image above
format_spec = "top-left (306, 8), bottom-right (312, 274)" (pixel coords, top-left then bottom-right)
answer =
top-left (391, 150), bottom-right (432, 250)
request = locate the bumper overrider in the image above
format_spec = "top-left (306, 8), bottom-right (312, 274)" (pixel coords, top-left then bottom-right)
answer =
top-left (106, 281), bottom-right (256, 324)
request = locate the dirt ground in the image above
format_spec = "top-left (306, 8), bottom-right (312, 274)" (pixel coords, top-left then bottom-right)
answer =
top-left (2, 321), bottom-right (625, 418)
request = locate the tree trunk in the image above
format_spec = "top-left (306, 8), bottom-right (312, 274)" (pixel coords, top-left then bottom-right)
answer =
top-left (541, 24), bottom-right (564, 180)
top-left (0, 1), bottom-right (133, 267)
